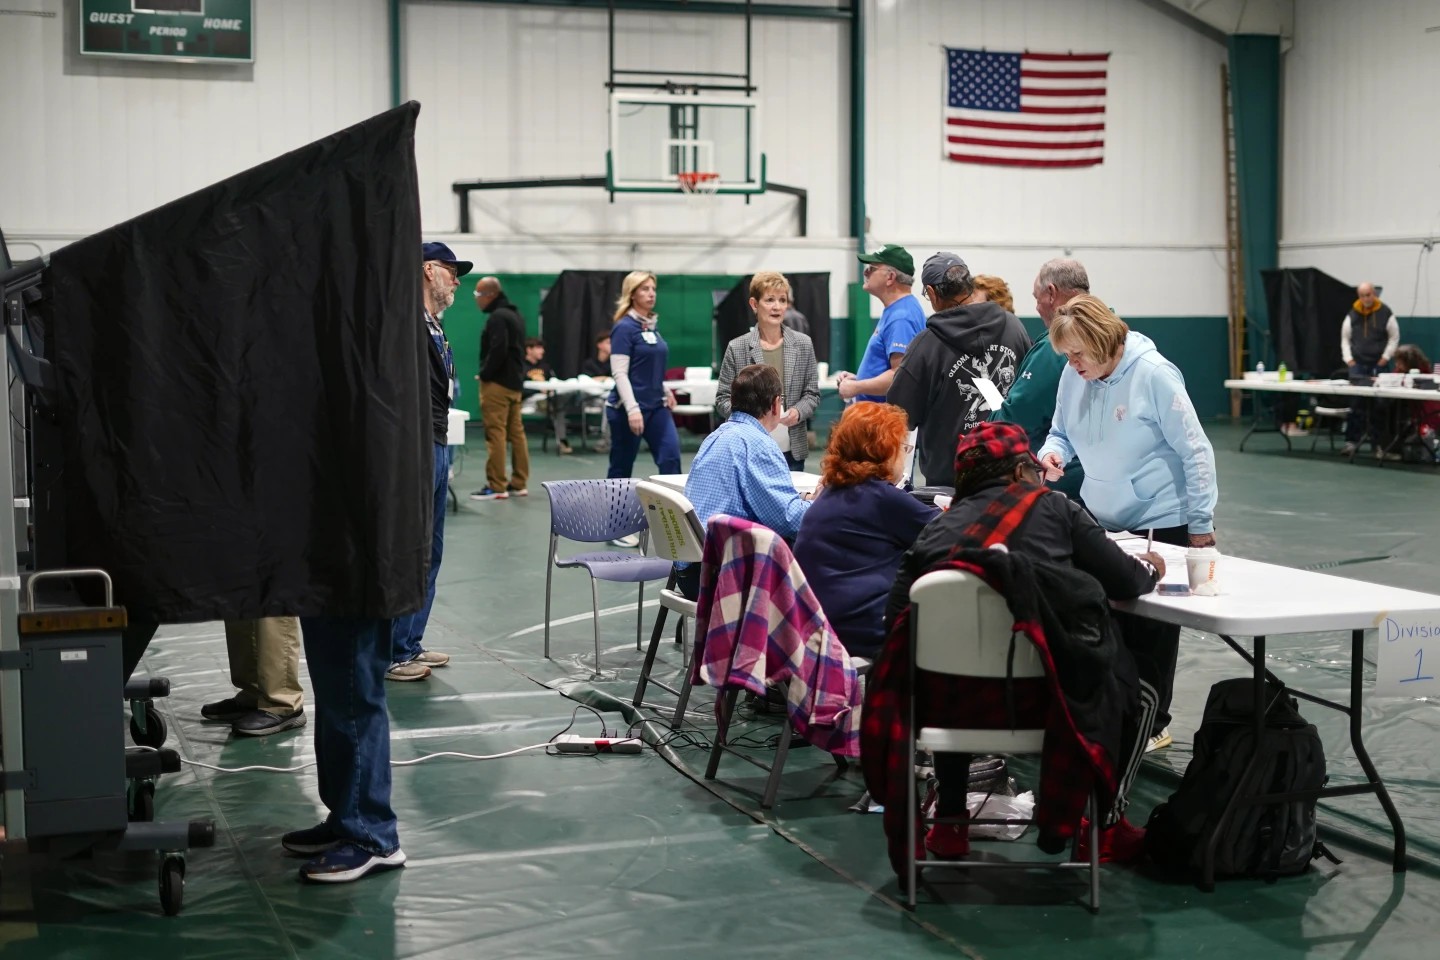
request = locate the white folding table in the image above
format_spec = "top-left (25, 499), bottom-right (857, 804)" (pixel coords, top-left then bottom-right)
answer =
top-left (648, 471), bottom-right (823, 496)
top-left (1115, 557), bottom-right (1439, 889)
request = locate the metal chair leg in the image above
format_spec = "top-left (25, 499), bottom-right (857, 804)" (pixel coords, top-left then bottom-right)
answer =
top-left (633, 602), bottom-right (671, 707)
top-left (636, 580), bottom-right (645, 651)
top-left (590, 577), bottom-right (603, 671)
top-left (705, 688), bottom-right (738, 780)
top-left (1088, 792), bottom-right (1101, 913)
top-left (543, 535), bottom-right (557, 658)
top-left (670, 660), bottom-right (695, 729)
top-left (761, 719), bottom-right (793, 809)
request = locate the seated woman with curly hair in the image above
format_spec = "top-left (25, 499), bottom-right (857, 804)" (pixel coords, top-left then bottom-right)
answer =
top-left (792, 403), bottom-right (939, 658)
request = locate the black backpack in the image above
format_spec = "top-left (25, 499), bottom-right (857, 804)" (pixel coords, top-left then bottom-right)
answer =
top-left (1144, 678), bottom-right (1337, 879)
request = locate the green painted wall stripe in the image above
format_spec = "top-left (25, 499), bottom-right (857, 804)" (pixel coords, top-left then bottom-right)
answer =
top-left (1228, 35), bottom-right (1281, 367)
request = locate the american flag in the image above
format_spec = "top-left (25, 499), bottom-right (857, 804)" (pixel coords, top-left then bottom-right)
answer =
top-left (945, 47), bottom-right (1110, 168)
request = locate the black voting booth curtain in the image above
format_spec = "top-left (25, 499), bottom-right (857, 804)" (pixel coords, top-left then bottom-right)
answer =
top-left (40, 103), bottom-right (431, 623)
top-left (1262, 267), bottom-right (1357, 376)
top-left (716, 273), bottom-right (831, 363)
top-left (540, 270), bottom-right (628, 378)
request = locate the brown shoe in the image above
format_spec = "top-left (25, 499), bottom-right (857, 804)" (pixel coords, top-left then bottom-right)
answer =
top-left (385, 661), bottom-right (432, 681)
top-left (413, 650), bottom-right (450, 667)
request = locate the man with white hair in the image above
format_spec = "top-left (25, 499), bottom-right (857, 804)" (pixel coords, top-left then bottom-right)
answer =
top-left (990, 258), bottom-right (1091, 497)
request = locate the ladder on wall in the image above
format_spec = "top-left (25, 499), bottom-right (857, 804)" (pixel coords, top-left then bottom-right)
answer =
top-left (1221, 64), bottom-right (1246, 418)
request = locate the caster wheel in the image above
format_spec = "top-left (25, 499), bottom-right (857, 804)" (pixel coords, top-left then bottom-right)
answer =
top-left (131, 704), bottom-right (167, 749)
top-left (131, 781), bottom-right (156, 822)
top-left (159, 855), bottom-right (185, 916)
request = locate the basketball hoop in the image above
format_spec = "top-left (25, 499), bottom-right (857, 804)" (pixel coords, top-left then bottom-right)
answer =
top-left (677, 171), bottom-right (721, 202)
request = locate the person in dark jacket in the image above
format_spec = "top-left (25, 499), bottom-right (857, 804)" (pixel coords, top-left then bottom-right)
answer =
top-left (793, 402), bottom-right (938, 658)
top-left (1340, 281), bottom-right (1401, 454)
top-left (888, 252), bottom-right (1032, 486)
top-left (886, 421), bottom-right (1166, 863)
top-left (472, 277), bottom-right (529, 500)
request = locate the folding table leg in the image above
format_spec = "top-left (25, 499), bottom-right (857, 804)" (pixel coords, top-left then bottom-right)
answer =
top-left (1348, 628), bottom-right (1408, 871)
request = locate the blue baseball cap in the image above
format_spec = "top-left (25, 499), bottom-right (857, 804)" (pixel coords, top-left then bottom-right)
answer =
top-left (422, 241), bottom-right (473, 277)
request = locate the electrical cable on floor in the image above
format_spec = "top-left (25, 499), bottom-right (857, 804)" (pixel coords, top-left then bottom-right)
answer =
top-left (130, 702), bottom-right (620, 774)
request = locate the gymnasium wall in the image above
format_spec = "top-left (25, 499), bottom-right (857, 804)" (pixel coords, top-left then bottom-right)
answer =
top-left (0, 0), bottom-right (390, 250)
top-left (1280, 0), bottom-right (1440, 332)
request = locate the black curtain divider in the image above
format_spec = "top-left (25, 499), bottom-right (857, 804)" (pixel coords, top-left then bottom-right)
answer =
top-left (715, 273), bottom-right (831, 363)
top-left (1262, 267), bottom-right (1356, 377)
top-left (39, 103), bottom-right (429, 623)
top-left (539, 270), bottom-right (629, 379)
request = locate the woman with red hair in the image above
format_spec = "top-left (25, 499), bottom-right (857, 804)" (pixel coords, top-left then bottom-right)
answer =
top-left (792, 403), bottom-right (939, 658)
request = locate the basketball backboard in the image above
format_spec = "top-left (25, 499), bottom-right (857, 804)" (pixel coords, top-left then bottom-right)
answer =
top-left (607, 93), bottom-right (765, 195)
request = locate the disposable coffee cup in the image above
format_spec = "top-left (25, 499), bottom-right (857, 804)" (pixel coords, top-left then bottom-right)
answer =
top-left (1186, 547), bottom-right (1222, 596)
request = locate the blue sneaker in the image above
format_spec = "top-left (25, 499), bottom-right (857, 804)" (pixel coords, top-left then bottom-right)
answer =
top-left (281, 822), bottom-right (341, 856)
top-left (299, 842), bottom-right (406, 883)
top-left (469, 487), bottom-right (508, 501)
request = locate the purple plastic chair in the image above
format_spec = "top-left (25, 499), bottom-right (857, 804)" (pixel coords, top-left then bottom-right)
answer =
top-left (541, 479), bottom-right (674, 669)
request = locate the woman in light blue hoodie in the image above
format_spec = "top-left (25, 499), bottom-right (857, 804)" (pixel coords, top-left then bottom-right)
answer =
top-left (1036, 294), bottom-right (1219, 750)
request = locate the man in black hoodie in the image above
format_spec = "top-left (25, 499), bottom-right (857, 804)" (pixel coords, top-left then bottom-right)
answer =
top-left (473, 277), bottom-right (529, 500)
top-left (888, 252), bottom-right (1032, 486)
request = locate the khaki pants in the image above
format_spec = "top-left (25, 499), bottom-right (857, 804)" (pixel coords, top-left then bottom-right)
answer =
top-left (481, 380), bottom-right (529, 491)
top-left (224, 617), bottom-right (303, 714)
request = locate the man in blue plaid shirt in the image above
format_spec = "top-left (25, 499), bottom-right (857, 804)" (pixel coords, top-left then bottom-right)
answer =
top-left (678, 364), bottom-right (816, 597)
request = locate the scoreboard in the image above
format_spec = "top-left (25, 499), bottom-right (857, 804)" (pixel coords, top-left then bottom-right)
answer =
top-left (80, 0), bottom-right (254, 64)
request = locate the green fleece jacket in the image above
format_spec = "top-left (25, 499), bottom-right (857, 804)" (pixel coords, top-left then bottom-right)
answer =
top-left (989, 330), bottom-right (1085, 498)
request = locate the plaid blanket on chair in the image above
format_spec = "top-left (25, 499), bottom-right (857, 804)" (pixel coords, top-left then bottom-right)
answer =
top-left (691, 514), bottom-right (861, 758)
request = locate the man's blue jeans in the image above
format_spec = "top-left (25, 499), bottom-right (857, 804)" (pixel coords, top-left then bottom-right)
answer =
top-left (299, 615), bottom-right (399, 854)
top-left (392, 442), bottom-right (451, 663)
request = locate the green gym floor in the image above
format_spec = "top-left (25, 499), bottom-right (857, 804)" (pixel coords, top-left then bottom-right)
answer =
top-left (3, 422), bottom-right (1438, 959)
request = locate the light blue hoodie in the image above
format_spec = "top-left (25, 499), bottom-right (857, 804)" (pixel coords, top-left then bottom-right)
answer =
top-left (1037, 331), bottom-right (1218, 534)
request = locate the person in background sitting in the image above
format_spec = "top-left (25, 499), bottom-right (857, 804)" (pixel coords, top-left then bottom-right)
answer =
top-left (1393, 344), bottom-right (1440, 456)
top-left (581, 333), bottom-right (613, 452)
top-left (678, 363), bottom-right (817, 598)
top-left (793, 403), bottom-right (937, 659)
top-left (968, 274), bottom-right (1015, 314)
top-left (523, 337), bottom-right (573, 455)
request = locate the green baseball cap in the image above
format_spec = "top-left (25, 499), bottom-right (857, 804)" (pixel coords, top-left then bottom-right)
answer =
top-left (857, 243), bottom-right (914, 276)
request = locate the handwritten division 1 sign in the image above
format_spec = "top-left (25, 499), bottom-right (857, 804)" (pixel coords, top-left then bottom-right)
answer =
top-left (1374, 610), bottom-right (1440, 697)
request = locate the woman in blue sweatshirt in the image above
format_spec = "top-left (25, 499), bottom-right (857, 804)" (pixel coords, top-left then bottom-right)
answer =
top-left (1037, 294), bottom-right (1219, 750)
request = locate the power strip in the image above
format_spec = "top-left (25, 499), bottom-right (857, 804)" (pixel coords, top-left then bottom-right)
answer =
top-left (552, 734), bottom-right (643, 755)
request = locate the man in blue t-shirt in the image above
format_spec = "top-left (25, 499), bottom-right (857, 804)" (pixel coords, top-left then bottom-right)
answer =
top-left (836, 243), bottom-right (926, 403)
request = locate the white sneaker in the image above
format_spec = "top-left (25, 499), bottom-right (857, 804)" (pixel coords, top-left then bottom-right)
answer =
top-left (609, 534), bottom-right (640, 548)
top-left (1146, 727), bottom-right (1172, 753)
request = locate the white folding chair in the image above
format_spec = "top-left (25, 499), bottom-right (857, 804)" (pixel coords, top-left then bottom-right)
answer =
top-left (906, 568), bottom-right (1100, 912)
top-left (631, 481), bottom-right (705, 727)
top-left (671, 380), bottom-right (717, 431)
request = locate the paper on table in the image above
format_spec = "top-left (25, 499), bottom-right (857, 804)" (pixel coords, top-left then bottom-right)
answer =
top-left (1116, 537), bottom-right (1189, 593)
top-left (973, 376), bottom-right (1005, 411)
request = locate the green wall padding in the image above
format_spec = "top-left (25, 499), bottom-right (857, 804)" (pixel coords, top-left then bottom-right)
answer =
top-left (1229, 35), bottom-right (1281, 368)
top-left (1018, 316), bottom-right (1231, 420)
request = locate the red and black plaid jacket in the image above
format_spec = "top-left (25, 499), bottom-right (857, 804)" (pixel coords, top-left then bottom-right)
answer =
top-left (860, 485), bottom-right (1121, 877)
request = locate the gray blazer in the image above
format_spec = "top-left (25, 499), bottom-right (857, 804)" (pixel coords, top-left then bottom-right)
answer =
top-left (715, 326), bottom-right (821, 462)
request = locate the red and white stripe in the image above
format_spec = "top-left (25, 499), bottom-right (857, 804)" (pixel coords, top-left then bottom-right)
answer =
top-left (946, 52), bottom-right (1109, 169)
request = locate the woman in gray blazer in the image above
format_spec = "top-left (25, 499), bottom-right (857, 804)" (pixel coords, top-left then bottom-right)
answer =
top-left (716, 272), bottom-right (821, 470)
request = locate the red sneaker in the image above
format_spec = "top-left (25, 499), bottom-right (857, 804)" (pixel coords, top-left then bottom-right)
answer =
top-left (1075, 816), bottom-right (1146, 864)
top-left (925, 822), bottom-right (971, 860)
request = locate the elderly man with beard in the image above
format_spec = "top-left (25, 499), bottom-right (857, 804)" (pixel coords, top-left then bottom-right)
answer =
top-left (888, 252), bottom-right (1032, 486)
top-left (385, 242), bottom-right (465, 681)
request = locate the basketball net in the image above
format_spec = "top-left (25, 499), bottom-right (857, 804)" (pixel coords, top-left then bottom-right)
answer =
top-left (677, 171), bottom-right (721, 204)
